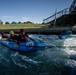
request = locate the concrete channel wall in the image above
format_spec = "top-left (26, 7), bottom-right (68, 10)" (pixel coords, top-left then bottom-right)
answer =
top-left (0, 27), bottom-right (74, 34)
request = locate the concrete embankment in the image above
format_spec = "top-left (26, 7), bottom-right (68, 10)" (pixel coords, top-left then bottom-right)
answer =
top-left (0, 27), bottom-right (76, 34)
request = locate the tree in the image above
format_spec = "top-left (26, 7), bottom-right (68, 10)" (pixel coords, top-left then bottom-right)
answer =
top-left (5, 22), bottom-right (10, 24)
top-left (0, 20), bottom-right (3, 25)
top-left (25, 21), bottom-right (34, 24)
top-left (23, 22), bottom-right (26, 24)
top-left (11, 21), bottom-right (17, 24)
top-left (1, 21), bottom-right (3, 25)
top-left (11, 21), bottom-right (15, 24)
top-left (18, 21), bottom-right (22, 24)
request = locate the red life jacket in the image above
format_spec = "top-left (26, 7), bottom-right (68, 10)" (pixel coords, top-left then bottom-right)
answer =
top-left (2, 34), bottom-right (9, 38)
top-left (20, 35), bottom-right (27, 42)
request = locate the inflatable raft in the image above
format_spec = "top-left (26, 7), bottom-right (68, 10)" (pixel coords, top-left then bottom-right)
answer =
top-left (1, 39), bottom-right (47, 52)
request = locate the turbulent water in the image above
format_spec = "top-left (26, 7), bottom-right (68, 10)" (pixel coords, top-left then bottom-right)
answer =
top-left (0, 34), bottom-right (76, 75)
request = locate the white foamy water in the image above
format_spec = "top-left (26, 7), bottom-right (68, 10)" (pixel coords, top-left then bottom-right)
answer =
top-left (0, 34), bottom-right (76, 75)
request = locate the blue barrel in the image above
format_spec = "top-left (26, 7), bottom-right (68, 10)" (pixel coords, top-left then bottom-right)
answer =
top-left (61, 30), bottom-right (72, 35)
top-left (58, 35), bottom-right (67, 39)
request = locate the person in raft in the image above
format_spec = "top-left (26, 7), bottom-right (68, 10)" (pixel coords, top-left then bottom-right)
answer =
top-left (0, 31), bottom-right (9, 40)
top-left (17, 29), bottom-right (34, 42)
top-left (17, 29), bottom-right (28, 42)
top-left (9, 30), bottom-right (18, 42)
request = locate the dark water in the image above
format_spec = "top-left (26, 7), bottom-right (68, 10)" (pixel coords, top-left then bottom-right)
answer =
top-left (0, 34), bottom-right (76, 75)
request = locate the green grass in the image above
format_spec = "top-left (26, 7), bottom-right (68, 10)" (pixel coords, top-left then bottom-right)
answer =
top-left (0, 24), bottom-right (48, 29)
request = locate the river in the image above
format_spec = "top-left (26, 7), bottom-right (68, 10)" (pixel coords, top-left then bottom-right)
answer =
top-left (0, 34), bottom-right (76, 75)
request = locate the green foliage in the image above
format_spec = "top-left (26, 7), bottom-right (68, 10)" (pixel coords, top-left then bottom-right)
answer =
top-left (0, 23), bottom-right (47, 29)
top-left (11, 21), bottom-right (17, 24)
top-left (23, 22), bottom-right (26, 24)
top-left (25, 21), bottom-right (34, 24)
top-left (0, 20), bottom-right (3, 25)
top-left (18, 21), bottom-right (22, 24)
top-left (11, 21), bottom-right (14, 24)
top-left (5, 22), bottom-right (10, 24)
top-left (1, 21), bottom-right (3, 25)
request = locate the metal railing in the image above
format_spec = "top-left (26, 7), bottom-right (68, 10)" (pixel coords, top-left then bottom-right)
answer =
top-left (69, 0), bottom-right (76, 13)
top-left (43, 0), bottom-right (76, 24)
top-left (43, 8), bottom-right (69, 24)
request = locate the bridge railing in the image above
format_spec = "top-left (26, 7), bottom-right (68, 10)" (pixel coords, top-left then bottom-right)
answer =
top-left (43, 8), bottom-right (69, 24)
top-left (69, 0), bottom-right (76, 13)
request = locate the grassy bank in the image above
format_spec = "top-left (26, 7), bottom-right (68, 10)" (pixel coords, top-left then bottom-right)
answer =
top-left (0, 24), bottom-right (48, 29)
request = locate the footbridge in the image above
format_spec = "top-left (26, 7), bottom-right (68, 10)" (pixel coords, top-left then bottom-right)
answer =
top-left (43, 0), bottom-right (76, 27)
